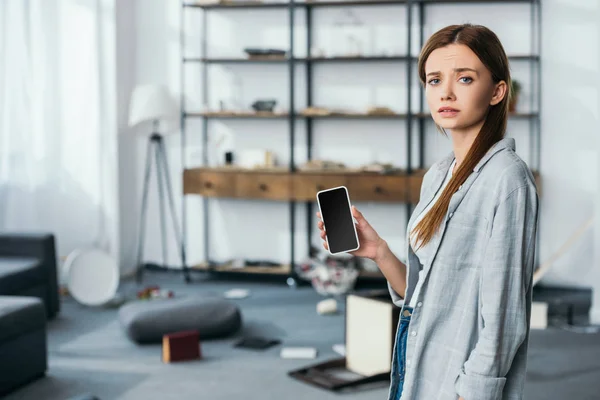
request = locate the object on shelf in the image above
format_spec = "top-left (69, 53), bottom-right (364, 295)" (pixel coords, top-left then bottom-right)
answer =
top-left (239, 149), bottom-right (278, 169)
top-left (162, 330), bottom-right (201, 363)
top-left (298, 159), bottom-right (347, 171)
top-left (244, 47), bottom-right (287, 60)
top-left (225, 151), bottom-right (234, 165)
top-left (200, 109), bottom-right (287, 117)
top-left (366, 106), bottom-right (396, 116)
top-left (509, 79), bottom-right (522, 112)
top-left (251, 99), bottom-right (277, 112)
top-left (310, 46), bottom-right (326, 58)
top-left (190, 0), bottom-right (221, 5)
top-left (359, 162), bottom-right (398, 174)
top-left (333, 9), bottom-right (366, 57)
top-left (300, 106), bottom-right (332, 116)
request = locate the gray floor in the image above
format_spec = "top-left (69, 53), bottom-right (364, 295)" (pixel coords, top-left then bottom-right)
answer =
top-left (5, 271), bottom-right (600, 400)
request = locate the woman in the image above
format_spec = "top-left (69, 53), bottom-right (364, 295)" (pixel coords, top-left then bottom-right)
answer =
top-left (317, 24), bottom-right (539, 400)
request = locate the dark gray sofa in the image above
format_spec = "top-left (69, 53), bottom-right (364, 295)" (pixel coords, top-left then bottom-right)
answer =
top-left (0, 233), bottom-right (59, 395)
top-left (0, 296), bottom-right (47, 396)
top-left (0, 233), bottom-right (60, 319)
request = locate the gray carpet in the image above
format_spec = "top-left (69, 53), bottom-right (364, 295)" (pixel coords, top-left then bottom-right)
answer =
top-left (5, 271), bottom-right (600, 400)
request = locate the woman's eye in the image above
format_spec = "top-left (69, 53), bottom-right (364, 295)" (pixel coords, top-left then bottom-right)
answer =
top-left (459, 77), bottom-right (473, 83)
top-left (428, 78), bottom-right (440, 85)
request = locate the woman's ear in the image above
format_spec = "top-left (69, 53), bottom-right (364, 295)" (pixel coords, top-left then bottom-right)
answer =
top-left (490, 80), bottom-right (507, 106)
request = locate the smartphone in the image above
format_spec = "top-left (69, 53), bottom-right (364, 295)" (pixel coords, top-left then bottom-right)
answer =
top-left (316, 186), bottom-right (360, 255)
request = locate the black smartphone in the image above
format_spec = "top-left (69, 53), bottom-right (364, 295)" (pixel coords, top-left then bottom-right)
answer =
top-left (316, 186), bottom-right (360, 255)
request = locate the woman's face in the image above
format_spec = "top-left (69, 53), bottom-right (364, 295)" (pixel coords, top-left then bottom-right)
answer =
top-left (424, 44), bottom-right (506, 134)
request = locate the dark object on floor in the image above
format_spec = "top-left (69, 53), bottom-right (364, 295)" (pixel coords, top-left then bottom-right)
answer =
top-left (288, 357), bottom-right (389, 391)
top-left (162, 330), bottom-right (201, 363)
top-left (67, 394), bottom-right (100, 400)
top-left (0, 233), bottom-right (60, 319)
top-left (119, 295), bottom-right (242, 344)
top-left (235, 336), bottom-right (281, 350)
top-left (0, 296), bottom-right (47, 396)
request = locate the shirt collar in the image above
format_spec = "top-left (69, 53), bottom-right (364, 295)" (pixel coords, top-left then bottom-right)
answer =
top-left (436, 137), bottom-right (516, 173)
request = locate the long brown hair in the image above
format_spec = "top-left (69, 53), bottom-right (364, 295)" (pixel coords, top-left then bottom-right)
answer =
top-left (410, 24), bottom-right (512, 251)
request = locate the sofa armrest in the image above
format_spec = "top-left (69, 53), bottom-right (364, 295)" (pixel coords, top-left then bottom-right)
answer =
top-left (0, 233), bottom-right (60, 318)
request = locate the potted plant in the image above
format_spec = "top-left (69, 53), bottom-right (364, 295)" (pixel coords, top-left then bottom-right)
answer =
top-left (509, 79), bottom-right (522, 113)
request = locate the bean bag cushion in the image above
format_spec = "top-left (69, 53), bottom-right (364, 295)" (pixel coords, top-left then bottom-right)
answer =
top-left (118, 295), bottom-right (242, 344)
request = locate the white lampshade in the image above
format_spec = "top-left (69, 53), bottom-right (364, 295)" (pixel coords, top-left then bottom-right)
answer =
top-left (128, 84), bottom-right (178, 128)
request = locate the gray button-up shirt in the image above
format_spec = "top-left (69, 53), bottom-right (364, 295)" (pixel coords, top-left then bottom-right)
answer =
top-left (387, 137), bottom-right (540, 400)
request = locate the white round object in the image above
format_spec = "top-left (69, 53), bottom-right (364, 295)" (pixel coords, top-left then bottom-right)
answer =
top-left (65, 248), bottom-right (119, 306)
top-left (316, 298), bottom-right (338, 315)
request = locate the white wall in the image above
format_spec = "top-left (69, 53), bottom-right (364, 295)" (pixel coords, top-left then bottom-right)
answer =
top-left (117, 0), bottom-right (599, 309)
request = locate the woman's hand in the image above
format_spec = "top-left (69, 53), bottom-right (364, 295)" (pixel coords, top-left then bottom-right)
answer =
top-left (316, 205), bottom-right (385, 260)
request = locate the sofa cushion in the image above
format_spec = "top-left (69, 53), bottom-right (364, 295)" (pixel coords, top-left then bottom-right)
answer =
top-left (0, 296), bottom-right (46, 342)
top-left (119, 296), bottom-right (242, 344)
top-left (0, 257), bottom-right (44, 295)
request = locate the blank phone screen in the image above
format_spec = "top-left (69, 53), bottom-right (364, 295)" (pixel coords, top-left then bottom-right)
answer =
top-left (318, 187), bottom-right (358, 253)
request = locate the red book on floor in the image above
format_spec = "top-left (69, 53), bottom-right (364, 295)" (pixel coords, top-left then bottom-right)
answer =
top-left (162, 330), bottom-right (201, 363)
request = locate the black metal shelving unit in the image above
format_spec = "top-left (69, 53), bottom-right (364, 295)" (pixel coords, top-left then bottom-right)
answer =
top-left (179, 0), bottom-right (541, 284)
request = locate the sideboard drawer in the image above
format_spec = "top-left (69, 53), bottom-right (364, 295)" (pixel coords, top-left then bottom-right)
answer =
top-left (347, 175), bottom-right (407, 202)
top-left (236, 174), bottom-right (291, 201)
top-left (183, 169), bottom-right (236, 197)
top-left (293, 174), bottom-right (349, 201)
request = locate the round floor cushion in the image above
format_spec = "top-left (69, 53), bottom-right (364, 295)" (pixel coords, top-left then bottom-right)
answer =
top-left (118, 295), bottom-right (242, 344)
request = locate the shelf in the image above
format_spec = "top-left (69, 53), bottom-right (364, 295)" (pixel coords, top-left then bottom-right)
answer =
top-left (185, 111), bottom-right (538, 120)
top-left (192, 261), bottom-right (291, 275)
top-left (184, 0), bottom-right (531, 10)
top-left (184, 57), bottom-right (289, 63)
top-left (184, 55), bottom-right (409, 64)
top-left (302, 111), bottom-right (407, 119)
top-left (184, 0), bottom-right (409, 10)
top-left (303, 0), bottom-right (408, 7)
top-left (184, 167), bottom-right (426, 204)
top-left (186, 111), bottom-right (290, 118)
top-left (184, 55), bottom-right (536, 63)
top-left (419, 0), bottom-right (533, 4)
top-left (184, 167), bottom-right (541, 203)
top-left (182, 0), bottom-right (541, 283)
top-left (184, 1), bottom-right (290, 9)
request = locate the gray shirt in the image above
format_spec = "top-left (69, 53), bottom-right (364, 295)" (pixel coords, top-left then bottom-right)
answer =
top-left (387, 137), bottom-right (540, 400)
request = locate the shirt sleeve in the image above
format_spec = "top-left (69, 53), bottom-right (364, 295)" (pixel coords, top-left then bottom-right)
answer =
top-left (455, 184), bottom-right (539, 400)
top-left (388, 281), bottom-right (405, 307)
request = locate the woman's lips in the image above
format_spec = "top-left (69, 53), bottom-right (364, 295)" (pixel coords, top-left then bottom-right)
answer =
top-left (438, 108), bottom-right (459, 117)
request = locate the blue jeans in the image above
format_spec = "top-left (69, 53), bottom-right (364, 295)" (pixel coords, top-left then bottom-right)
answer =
top-left (392, 306), bottom-right (412, 400)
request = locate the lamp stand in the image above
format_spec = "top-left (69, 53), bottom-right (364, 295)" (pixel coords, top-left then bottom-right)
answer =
top-left (135, 128), bottom-right (190, 283)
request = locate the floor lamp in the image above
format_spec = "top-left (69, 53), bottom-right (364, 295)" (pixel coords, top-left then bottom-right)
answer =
top-left (128, 84), bottom-right (190, 283)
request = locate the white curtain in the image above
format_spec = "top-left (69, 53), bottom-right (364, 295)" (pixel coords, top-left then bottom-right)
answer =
top-left (0, 0), bottom-right (118, 264)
